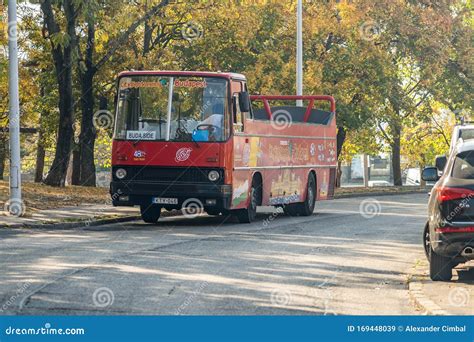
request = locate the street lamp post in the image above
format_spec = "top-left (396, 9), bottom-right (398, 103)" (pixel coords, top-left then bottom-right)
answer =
top-left (296, 0), bottom-right (303, 107)
top-left (7, 0), bottom-right (22, 215)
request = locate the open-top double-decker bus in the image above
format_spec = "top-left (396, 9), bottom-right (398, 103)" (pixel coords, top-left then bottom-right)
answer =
top-left (110, 71), bottom-right (337, 223)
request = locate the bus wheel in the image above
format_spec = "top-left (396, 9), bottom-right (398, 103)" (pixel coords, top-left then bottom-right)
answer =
top-left (297, 173), bottom-right (316, 216)
top-left (140, 204), bottom-right (161, 224)
top-left (283, 204), bottom-right (299, 216)
top-left (236, 181), bottom-right (259, 223)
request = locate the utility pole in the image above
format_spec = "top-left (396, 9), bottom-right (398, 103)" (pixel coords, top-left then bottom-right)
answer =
top-left (296, 0), bottom-right (303, 107)
top-left (7, 0), bottom-right (22, 215)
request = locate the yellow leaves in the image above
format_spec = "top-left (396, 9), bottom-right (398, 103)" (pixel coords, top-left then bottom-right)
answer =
top-left (340, 128), bottom-right (382, 163)
top-left (94, 29), bottom-right (109, 54)
top-left (334, 0), bottom-right (359, 28)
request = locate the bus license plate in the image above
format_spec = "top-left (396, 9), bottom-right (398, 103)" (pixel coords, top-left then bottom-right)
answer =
top-left (153, 197), bottom-right (178, 205)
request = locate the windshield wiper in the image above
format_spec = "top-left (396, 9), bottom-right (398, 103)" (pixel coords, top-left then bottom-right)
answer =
top-left (192, 138), bottom-right (200, 148)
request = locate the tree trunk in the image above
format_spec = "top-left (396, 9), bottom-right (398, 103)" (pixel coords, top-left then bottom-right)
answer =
top-left (391, 123), bottom-right (402, 186)
top-left (143, 17), bottom-right (152, 56)
top-left (336, 126), bottom-right (346, 159)
top-left (419, 164), bottom-right (426, 187)
top-left (43, 67), bottom-right (74, 186)
top-left (34, 141), bottom-right (45, 183)
top-left (78, 22), bottom-right (97, 187)
top-left (78, 70), bottom-right (97, 186)
top-left (0, 134), bottom-right (7, 180)
top-left (35, 89), bottom-right (46, 183)
top-left (71, 147), bottom-right (81, 185)
top-left (336, 160), bottom-right (342, 188)
top-left (41, 0), bottom-right (77, 187)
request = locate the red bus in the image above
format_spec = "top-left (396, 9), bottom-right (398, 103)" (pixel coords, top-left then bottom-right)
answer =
top-left (110, 71), bottom-right (337, 223)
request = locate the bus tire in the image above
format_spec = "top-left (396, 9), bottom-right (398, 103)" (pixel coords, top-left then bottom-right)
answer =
top-left (297, 173), bottom-right (316, 216)
top-left (140, 204), bottom-right (161, 224)
top-left (283, 204), bottom-right (299, 216)
top-left (236, 180), bottom-right (260, 223)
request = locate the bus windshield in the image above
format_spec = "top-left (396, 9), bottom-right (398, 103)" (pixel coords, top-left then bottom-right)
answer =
top-left (114, 76), bottom-right (229, 142)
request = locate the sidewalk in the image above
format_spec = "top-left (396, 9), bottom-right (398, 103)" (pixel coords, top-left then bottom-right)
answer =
top-left (0, 204), bottom-right (140, 228)
top-left (409, 259), bottom-right (474, 315)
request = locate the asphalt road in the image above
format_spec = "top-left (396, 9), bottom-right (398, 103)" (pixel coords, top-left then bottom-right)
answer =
top-left (0, 194), bottom-right (431, 315)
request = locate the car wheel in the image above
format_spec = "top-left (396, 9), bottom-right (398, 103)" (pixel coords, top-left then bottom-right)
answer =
top-left (429, 247), bottom-right (453, 281)
top-left (140, 204), bottom-right (161, 224)
top-left (423, 222), bottom-right (430, 261)
top-left (236, 182), bottom-right (259, 223)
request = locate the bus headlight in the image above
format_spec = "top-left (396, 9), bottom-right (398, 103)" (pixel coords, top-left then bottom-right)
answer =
top-left (208, 170), bottom-right (220, 182)
top-left (115, 168), bottom-right (127, 180)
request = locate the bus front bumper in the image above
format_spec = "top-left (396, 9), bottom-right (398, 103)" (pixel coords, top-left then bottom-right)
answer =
top-left (110, 181), bottom-right (233, 209)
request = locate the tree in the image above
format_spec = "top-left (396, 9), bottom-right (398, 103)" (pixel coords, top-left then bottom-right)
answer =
top-left (73, 0), bottom-right (170, 186)
top-left (401, 104), bottom-right (454, 170)
top-left (359, 0), bottom-right (466, 185)
top-left (40, 0), bottom-right (79, 187)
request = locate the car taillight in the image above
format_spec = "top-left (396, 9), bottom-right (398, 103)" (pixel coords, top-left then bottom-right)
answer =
top-left (437, 187), bottom-right (474, 202)
top-left (436, 226), bottom-right (474, 233)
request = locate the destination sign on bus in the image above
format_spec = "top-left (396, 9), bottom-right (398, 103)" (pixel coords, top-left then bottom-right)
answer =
top-left (126, 131), bottom-right (156, 140)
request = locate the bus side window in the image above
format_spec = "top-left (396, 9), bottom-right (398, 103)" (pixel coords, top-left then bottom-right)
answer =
top-left (233, 93), bottom-right (244, 133)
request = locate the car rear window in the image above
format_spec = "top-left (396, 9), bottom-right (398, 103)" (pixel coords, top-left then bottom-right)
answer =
top-left (452, 150), bottom-right (474, 179)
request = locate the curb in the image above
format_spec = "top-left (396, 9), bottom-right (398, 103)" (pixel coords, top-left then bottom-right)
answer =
top-left (407, 260), bottom-right (449, 315)
top-left (3, 215), bottom-right (141, 230)
top-left (335, 189), bottom-right (430, 199)
top-left (1, 209), bottom-right (188, 230)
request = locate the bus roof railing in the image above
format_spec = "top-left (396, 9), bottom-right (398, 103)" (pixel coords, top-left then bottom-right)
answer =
top-left (250, 95), bottom-right (336, 122)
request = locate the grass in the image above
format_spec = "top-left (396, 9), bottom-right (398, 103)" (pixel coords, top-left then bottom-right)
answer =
top-left (0, 180), bottom-right (110, 213)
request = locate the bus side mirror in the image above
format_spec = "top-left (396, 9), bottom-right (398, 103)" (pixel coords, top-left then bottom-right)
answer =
top-left (238, 92), bottom-right (251, 113)
top-left (421, 167), bottom-right (440, 182)
top-left (435, 155), bottom-right (447, 173)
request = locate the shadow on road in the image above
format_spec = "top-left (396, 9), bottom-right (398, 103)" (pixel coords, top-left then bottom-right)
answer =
top-left (456, 267), bottom-right (474, 283)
